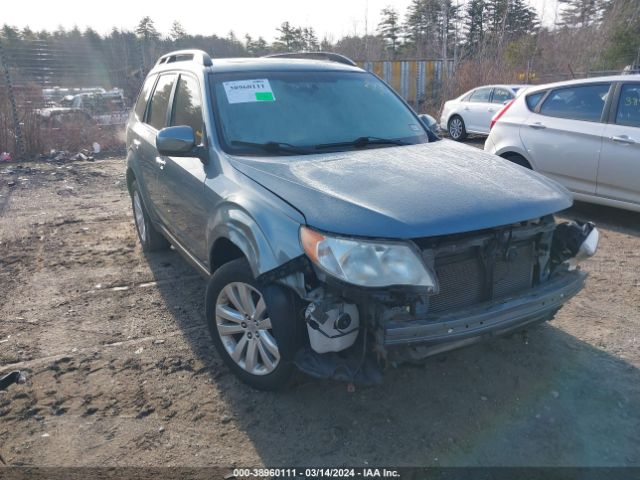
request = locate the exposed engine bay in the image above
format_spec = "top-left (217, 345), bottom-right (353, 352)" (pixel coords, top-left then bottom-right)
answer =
top-left (260, 216), bottom-right (599, 384)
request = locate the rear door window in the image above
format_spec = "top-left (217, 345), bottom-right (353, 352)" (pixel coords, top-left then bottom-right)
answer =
top-left (171, 75), bottom-right (204, 143)
top-left (134, 75), bottom-right (156, 121)
top-left (147, 74), bottom-right (177, 130)
top-left (492, 88), bottom-right (514, 104)
top-left (539, 83), bottom-right (610, 122)
top-left (615, 83), bottom-right (640, 127)
top-left (526, 91), bottom-right (545, 111)
top-left (469, 88), bottom-right (493, 103)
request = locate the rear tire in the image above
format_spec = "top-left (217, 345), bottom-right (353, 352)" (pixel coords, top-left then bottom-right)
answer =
top-left (448, 115), bottom-right (467, 141)
top-left (205, 258), bottom-right (299, 390)
top-left (130, 180), bottom-right (170, 252)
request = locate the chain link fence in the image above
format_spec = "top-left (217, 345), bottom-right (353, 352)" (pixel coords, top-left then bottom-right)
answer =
top-left (0, 37), bottom-right (147, 159)
top-left (1, 36), bottom-right (637, 161)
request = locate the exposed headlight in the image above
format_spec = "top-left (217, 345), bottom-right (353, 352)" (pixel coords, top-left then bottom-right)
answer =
top-left (300, 226), bottom-right (438, 291)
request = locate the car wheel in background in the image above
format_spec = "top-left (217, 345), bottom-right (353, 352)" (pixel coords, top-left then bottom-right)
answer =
top-left (131, 180), bottom-right (170, 252)
top-left (448, 115), bottom-right (467, 141)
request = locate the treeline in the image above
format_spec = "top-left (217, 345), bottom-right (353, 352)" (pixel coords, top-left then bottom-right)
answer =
top-left (0, 0), bottom-right (638, 94)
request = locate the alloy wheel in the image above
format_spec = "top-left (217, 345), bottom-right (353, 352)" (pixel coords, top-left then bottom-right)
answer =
top-left (133, 191), bottom-right (147, 243)
top-left (215, 282), bottom-right (281, 375)
top-left (449, 118), bottom-right (463, 139)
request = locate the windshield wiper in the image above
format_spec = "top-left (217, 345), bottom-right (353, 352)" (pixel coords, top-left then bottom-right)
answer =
top-left (230, 140), bottom-right (312, 155)
top-left (314, 136), bottom-right (409, 150)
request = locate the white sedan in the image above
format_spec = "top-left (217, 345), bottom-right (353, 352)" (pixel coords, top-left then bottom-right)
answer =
top-left (440, 85), bottom-right (527, 140)
top-left (485, 75), bottom-right (640, 212)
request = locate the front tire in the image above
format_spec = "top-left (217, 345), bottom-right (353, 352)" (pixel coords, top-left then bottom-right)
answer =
top-left (448, 115), bottom-right (467, 141)
top-left (130, 180), bottom-right (170, 252)
top-left (205, 258), bottom-right (298, 390)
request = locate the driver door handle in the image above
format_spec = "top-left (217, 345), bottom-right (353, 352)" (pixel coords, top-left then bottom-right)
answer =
top-left (611, 135), bottom-right (637, 145)
top-left (529, 122), bottom-right (546, 130)
top-left (155, 157), bottom-right (167, 169)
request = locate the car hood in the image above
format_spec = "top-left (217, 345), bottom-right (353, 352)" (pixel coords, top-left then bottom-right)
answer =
top-left (228, 141), bottom-right (572, 239)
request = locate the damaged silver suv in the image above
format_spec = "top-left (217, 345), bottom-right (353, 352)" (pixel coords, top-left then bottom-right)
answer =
top-left (126, 50), bottom-right (599, 390)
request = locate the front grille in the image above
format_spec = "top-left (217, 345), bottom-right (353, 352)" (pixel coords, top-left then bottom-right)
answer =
top-left (430, 252), bottom-right (484, 313)
top-left (493, 243), bottom-right (535, 298)
top-left (428, 241), bottom-right (535, 314)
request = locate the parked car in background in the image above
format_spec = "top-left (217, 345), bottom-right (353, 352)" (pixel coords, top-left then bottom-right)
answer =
top-left (440, 85), bottom-right (527, 140)
top-left (126, 50), bottom-right (598, 390)
top-left (34, 107), bottom-right (94, 127)
top-left (486, 75), bottom-right (640, 212)
top-left (59, 88), bottom-right (129, 126)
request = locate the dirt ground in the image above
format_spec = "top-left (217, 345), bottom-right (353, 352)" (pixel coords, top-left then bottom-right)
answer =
top-left (0, 156), bottom-right (639, 468)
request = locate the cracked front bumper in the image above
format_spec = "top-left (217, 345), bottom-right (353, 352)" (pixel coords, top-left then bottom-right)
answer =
top-left (383, 269), bottom-right (586, 359)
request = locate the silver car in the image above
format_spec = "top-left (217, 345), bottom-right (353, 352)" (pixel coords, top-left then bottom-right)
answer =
top-left (440, 84), bottom-right (527, 140)
top-left (486, 75), bottom-right (640, 212)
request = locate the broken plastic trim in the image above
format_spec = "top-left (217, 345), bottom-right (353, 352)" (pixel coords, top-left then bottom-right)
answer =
top-left (551, 221), bottom-right (598, 266)
top-left (256, 255), bottom-right (310, 284)
top-left (0, 371), bottom-right (26, 391)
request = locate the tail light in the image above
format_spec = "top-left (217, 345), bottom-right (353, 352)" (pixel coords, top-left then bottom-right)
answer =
top-left (490, 99), bottom-right (515, 130)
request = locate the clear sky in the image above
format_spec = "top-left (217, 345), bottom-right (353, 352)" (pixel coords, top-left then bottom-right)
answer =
top-left (4, 0), bottom-right (560, 41)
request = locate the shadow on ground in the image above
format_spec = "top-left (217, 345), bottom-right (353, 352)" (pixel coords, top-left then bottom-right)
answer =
top-left (562, 201), bottom-right (640, 238)
top-left (143, 205), bottom-right (640, 467)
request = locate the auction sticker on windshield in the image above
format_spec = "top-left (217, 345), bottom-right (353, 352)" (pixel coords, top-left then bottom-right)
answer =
top-left (223, 79), bottom-right (276, 104)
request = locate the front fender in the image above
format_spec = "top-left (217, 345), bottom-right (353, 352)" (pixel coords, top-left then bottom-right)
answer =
top-left (207, 195), bottom-right (305, 278)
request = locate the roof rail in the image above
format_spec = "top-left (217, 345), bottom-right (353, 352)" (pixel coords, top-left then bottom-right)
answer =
top-left (156, 49), bottom-right (213, 67)
top-left (264, 52), bottom-right (357, 67)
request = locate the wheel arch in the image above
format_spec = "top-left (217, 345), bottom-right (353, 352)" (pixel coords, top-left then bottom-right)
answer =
top-left (126, 167), bottom-right (136, 195)
top-left (497, 149), bottom-right (536, 170)
top-left (207, 199), bottom-right (304, 278)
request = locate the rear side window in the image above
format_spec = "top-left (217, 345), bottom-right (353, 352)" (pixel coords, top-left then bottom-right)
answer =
top-left (134, 75), bottom-right (156, 121)
top-left (539, 84), bottom-right (610, 122)
top-left (526, 91), bottom-right (545, 111)
top-left (171, 75), bottom-right (204, 143)
top-left (147, 74), bottom-right (177, 130)
top-left (615, 84), bottom-right (640, 127)
top-left (469, 88), bottom-right (492, 103)
top-left (492, 88), bottom-right (514, 104)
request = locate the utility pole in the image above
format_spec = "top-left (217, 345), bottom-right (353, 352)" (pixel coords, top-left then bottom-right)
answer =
top-left (0, 40), bottom-right (24, 160)
top-left (364, 0), bottom-right (369, 61)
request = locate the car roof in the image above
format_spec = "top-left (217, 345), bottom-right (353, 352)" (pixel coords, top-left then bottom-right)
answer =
top-left (149, 57), bottom-right (365, 75)
top-left (468, 84), bottom-right (527, 91)
top-left (522, 74), bottom-right (640, 94)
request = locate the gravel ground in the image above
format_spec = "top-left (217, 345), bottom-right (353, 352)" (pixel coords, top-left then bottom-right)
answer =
top-left (0, 157), bottom-right (639, 467)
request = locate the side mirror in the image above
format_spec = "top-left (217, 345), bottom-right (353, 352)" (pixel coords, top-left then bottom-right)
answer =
top-left (156, 126), bottom-right (196, 156)
top-left (419, 114), bottom-right (440, 140)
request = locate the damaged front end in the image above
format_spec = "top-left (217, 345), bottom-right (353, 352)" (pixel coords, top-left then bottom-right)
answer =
top-left (260, 216), bottom-right (598, 385)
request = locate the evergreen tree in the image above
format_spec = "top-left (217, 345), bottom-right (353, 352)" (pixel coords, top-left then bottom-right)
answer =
top-left (485, 0), bottom-right (538, 41)
top-left (557, 0), bottom-right (601, 27)
top-left (302, 27), bottom-right (319, 51)
top-left (169, 21), bottom-right (187, 41)
top-left (274, 22), bottom-right (307, 52)
top-left (464, 0), bottom-right (487, 54)
top-left (601, 0), bottom-right (640, 66)
top-left (1, 24), bottom-right (20, 41)
top-left (403, 0), bottom-right (460, 58)
top-left (245, 34), bottom-right (270, 56)
top-left (135, 16), bottom-right (160, 41)
top-left (404, 0), bottom-right (442, 54)
top-left (378, 6), bottom-right (401, 54)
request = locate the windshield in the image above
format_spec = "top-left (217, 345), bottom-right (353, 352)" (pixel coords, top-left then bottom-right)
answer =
top-left (209, 70), bottom-right (428, 155)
